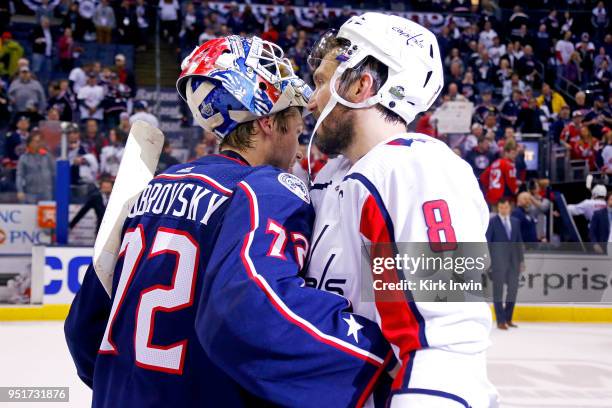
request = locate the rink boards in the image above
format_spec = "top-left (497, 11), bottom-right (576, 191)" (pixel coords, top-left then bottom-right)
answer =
top-left (1, 246), bottom-right (611, 322)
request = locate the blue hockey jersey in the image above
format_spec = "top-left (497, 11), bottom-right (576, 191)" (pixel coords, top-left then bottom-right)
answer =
top-left (65, 152), bottom-right (392, 407)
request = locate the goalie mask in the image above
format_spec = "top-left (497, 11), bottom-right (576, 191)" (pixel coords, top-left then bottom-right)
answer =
top-left (177, 36), bottom-right (312, 139)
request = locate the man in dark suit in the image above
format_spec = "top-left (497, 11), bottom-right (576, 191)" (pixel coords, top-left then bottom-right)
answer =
top-left (486, 198), bottom-right (524, 330)
top-left (589, 192), bottom-right (612, 254)
top-left (69, 177), bottom-right (113, 233)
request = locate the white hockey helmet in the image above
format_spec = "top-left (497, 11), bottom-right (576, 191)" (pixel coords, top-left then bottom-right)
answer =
top-left (305, 13), bottom-right (443, 182)
top-left (591, 184), bottom-right (607, 199)
top-left (308, 12), bottom-right (444, 126)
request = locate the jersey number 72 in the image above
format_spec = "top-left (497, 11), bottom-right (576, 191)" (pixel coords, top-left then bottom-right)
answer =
top-left (98, 225), bottom-right (199, 375)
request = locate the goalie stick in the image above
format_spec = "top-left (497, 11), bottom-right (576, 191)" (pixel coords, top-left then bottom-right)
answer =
top-left (93, 120), bottom-right (165, 296)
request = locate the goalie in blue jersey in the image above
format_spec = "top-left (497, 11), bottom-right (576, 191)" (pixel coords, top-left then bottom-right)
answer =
top-left (65, 35), bottom-right (392, 408)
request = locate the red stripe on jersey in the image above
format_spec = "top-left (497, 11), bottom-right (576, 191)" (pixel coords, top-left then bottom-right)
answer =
top-left (356, 350), bottom-right (395, 408)
top-left (360, 194), bottom-right (423, 389)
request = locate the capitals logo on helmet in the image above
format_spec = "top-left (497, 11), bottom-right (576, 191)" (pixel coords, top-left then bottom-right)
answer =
top-left (177, 36), bottom-right (312, 140)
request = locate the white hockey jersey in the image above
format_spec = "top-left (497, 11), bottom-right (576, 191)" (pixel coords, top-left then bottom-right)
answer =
top-left (306, 133), bottom-right (498, 407)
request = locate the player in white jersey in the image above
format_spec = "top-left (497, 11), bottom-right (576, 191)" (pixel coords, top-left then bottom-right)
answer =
top-left (567, 184), bottom-right (607, 222)
top-left (305, 13), bottom-right (499, 407)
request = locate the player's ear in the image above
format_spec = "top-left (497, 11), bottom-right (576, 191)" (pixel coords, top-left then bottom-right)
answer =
top-left (255, 116), bottom-right (274, 138)
top-left (351, 72), bottom-right (376, 103)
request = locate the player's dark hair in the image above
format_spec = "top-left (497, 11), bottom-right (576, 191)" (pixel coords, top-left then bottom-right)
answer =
top-left (220, 107), bottom-right (300, 151)
top-left (311, 35), bottom-right (407, 128)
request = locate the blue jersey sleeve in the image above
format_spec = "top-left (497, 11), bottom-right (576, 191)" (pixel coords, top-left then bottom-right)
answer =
top-left (196, 169), bottom-right (392, 407)
top-left (64, 264), bottom-right (112, 388)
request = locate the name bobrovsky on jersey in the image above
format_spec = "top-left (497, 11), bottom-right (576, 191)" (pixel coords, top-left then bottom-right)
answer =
top-left (127, 180), bottom-right (229, 225)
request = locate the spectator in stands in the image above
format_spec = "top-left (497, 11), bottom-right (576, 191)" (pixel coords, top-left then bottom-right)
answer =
top-left (67, 124), bottom-right (99, 186)
top-left (179, 2), bottom-right (198, 55)
top-left (589, 192), bottom-right (612, 253)
top-left (576, 32), bottom-right (595, 85)
top-left (135, 0), bottom-right (152, 51)
top-left (69, 176), bottom-right (113, 232)
top-left (555, 30), bottom-right (575, 81)
top-left (527, 179), bottom-right (551, 241)
top-left (481, 140), bottom-right (519, 206)
top-left (486, 197), bottom-right (524, 330)
top-left (572, 90), bottom-right (588, 112)
top-left (488, 36), bottom-right (506, 66)
top-left (0, 80), bottom-right (9, 128)
top-left (62, 1), bottom-right (83, 41)
top-left (58, 28), bottom-right (78, 73)
top-left (474, 88), bottom-right (496, 124)
top-left (414, 108), bottom-right (435, 137)
top-left (560, 12), bottom-right (574, 37)
top-left (517, 45), bottom-right (538, 88)
top-left (16, 131), bottom-right (55, 203)
top-left (592, 1), bottom-right (609, 46)
top-left (594, 46), bottom-right (611, 72)
top-left (46, 106), bottom-right (60, 121)
top-left (8, 66), bottom-right (46, 119)
top-left (502, 72), bottom-right (525, 99)
top-left (446, 82), bottom-right (466, 102)
top-left (82, 119), bottom-right (106, 157)
top-left (48, 79), bottom-right (76, 122)
top-left (114, 54), bottom-right (136, 97)
top-left (68, 62), bottom-right (91, 95)
top-left (116, 0), bottom-right (137, 45)
top-left (536, 83), bottom-right (567, 117)
top-left (93, 0), bottom-right (115, 44)
top-left (30, 16), bottom-right (53, 85)
top-left (533, 24), bottom-right (552, 63)
top-left (465, 135), bottom-right (496, 180)
top-left (156, 141), bottom-right (179, 174)
top-left (584, 95), bottom-right (612, 139)
top-left (563, 51), bottom-right (583, 84)
top-left (118, 111), bottom-right (131, 134)
top-left (549, 105), bottom-right (571, 144)
top-left (35, 0), bottom-right (54, 23)
top-left (517, 98), bottom-right (546, 134)
top-left (99, 128), bottom-right (126, 178)
top-left (594, 59), bottom-right (611, 97)
top-left (0, 32), bottom-right (24, 78)
top-left (479, 20), bottom-right (497, 51)
top-left (200, 130), bottom-right (218, 156)
top-left (129, 100), bottom-right (159, 128)
top-left (513, 191), bottom-right (539, 243)
top-left (500, 89), bottom-right (522, 129)
top-left (3, 115), bottom-right (29, 169)
top-left (560, 110), bottom-right (584, 148)
top-left (78, 0), bottom-right (97, 42)
top-left (599, 127), bottom-right (612, 174)
top-left (541, 9), bottom-right (560, 39)
top-left (103, 72), bottom-right (130, 130)
top-left (483, 107), bottom-right (503, 142)
top-left (78, 73), bottom-right (104, 122)
top-left (159, 0), bottom-right (180, 45)
top-left (572, 126), bottom-right (600, 170)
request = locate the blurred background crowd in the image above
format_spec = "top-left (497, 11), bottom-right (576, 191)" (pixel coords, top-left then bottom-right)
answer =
top-left (0, 0), bottom-right (610, 245)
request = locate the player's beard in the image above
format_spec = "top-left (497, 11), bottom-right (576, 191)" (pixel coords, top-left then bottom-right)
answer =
top-left (314, 104), bottom-right (355, 156)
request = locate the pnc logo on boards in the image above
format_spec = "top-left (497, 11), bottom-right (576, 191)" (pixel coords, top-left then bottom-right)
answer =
top-left (0, 228), bottom-right (6, 245)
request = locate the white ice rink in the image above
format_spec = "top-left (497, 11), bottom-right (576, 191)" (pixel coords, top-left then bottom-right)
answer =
top-left (1, 321), bottom-right (611, 407)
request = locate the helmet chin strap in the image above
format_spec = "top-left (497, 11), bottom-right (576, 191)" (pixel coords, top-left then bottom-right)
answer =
top-left (306, 63), bottom-right (382, 186)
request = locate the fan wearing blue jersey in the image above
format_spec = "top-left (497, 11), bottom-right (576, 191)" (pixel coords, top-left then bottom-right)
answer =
top-left (65, 36), bottom-right (392, 408)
